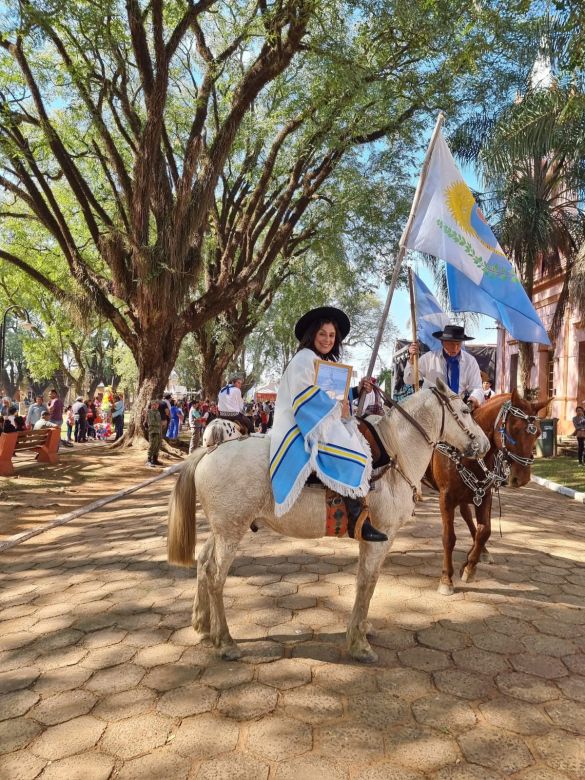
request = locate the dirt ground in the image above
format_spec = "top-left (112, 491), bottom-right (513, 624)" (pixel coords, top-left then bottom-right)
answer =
top-left (0, 439), bottom-right (183, 542)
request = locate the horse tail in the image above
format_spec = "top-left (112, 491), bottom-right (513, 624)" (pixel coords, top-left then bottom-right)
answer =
top-left (167, 449), bottom-right (207, 566)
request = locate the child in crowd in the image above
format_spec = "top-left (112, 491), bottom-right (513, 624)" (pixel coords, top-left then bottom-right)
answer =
top-left (65, 405), bottom-right (74, 441)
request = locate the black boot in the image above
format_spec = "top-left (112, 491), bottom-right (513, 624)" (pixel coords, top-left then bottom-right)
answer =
top-left (344, 497), bottom-right (388, 542)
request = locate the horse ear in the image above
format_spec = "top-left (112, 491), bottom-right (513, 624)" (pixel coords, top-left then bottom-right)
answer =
top-left (531, 397), bottom-right (552, 415)
top-left (435, 377), bottom-right (448, 394)
top-left (511, 387), bottom-right (521, 406)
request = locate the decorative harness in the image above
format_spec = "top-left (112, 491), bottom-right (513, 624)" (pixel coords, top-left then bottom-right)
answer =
top-left (435, 399), bottom-right (540, 506)
top-left (362, 385), bottom-right (482, 503)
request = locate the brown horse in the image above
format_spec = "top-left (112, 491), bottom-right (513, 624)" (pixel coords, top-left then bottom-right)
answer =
top-left (426, 390), bottom-right (549, 595)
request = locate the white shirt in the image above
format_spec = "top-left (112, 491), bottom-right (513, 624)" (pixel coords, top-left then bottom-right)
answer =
top-left (404, 349), bottom-right (484, 406)
top-left (217, 384), bottom-right (244, 413)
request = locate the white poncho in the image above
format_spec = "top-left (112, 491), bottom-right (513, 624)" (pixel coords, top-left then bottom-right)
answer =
top-left (269, 348), bottom-right (372, 516)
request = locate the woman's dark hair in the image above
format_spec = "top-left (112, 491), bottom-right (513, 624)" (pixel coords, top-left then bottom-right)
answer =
top-left (8, 405), bottom-right (18, 415)
top-left (577, 406), bottom-right (584, 414)
top-left (296, 318), bottom-right (342, 361)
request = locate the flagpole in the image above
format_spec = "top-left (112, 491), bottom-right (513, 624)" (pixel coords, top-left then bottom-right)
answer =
top-left (407, 267), bottom-right (420, 391)
top-left (357, 111), bottom-right (445, 414)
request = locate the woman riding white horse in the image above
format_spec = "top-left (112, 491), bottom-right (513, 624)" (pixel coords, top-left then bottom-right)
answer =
top-left (270, 306), bottom-right (387, 542)
top-left (168, 365), bottom-right (490, 662)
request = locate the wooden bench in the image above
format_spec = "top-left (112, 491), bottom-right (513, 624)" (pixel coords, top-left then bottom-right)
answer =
top-left (0, 428), bottom-right (61, 477)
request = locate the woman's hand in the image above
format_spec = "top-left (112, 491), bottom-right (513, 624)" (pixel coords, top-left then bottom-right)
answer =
top-left (341, 400), bottom-right (350, 419)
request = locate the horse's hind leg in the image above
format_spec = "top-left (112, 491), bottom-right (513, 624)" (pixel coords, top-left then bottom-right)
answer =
top-left (347, 541), bottom-right (389, 663)
top-left (205, 532), bottom-right (245, 660)
top-left (460, 502), bottom-right (493, 565)
top-left (438, 494), bottom-right (456, 596)
top-left (461, 494), bottom-right (492, 582)
top-left (192, 535), bottom-right (214, 638)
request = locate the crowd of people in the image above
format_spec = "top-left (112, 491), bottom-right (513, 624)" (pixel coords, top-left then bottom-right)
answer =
top-left (0, 389), bottom-right (125, 444)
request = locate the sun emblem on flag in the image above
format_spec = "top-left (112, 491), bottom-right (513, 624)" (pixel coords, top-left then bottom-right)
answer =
top-left (445, 181), bottom-right (506, 258)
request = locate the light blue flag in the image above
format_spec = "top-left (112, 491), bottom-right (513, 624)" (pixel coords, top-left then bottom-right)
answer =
top-left (446, 263), bottom-right (550, 344)
top-left (411, 271), bottom-right (451, 350)
top-left (405, 133), bottom-right (551, 346)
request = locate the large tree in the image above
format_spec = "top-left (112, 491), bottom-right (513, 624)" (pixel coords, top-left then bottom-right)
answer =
top-left (0, 0), bottom-right (535, 438)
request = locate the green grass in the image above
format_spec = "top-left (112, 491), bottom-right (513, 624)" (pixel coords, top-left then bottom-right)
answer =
top-left (532, 456), bottom-right (585, 493)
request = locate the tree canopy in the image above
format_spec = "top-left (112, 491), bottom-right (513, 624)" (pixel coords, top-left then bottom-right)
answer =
top-left (0, 0), bottom-right (545, 430)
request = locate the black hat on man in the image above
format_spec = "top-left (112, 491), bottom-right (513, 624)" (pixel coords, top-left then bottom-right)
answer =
top-left (432, 324), bottom-right (475, 342)
top-left (294, 306), bottom-right (351, 341)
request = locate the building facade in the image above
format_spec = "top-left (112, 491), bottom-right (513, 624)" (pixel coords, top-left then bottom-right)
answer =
top-left (496, 259), bottom-right (585, 433)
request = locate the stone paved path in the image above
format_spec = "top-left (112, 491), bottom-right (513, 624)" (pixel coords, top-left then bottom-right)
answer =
top-left (1, 477), bottom-right (584, 779)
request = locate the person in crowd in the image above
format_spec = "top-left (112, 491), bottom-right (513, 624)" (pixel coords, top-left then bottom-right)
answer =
top-left (1, 397), bottom-right (11, 417)
top-left (111, 393), bottom-right (125, 440)
top-left (65, 405), bottom-right (74, 442)
top-left (25, 395), bottom-right (48, 428)
top-left (146, 398), bottom-right (164, 468)
top-left (405, 324), bottom-right (484, 409)
top-left (166, 399), bottom-right (183, 439)
top-left (3, 405), bottom-right (26, 433)
top-left (217, 375), bottom-right (253, 433)
top-left (47, 389), bottom-right (63, 427)
top-left (33, 411), bottom-right (60, 430)
top-left (72, 396), bottom-right (88, 442)
top-left (572, 405), bottom-right (585, 466)
top-left (188, 400), bottom-right (204, 453)
top-left (270, 306), bottom-right (387, 543)
top-left (159, 396), bottom-right (171, 435)
top-left (482, 378), bottom-right (495, 401)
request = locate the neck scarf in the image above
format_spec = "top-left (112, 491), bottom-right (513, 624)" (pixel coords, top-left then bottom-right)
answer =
top-left (443, 349), bottom-right (460, 394)
top-left (220, 384), bottom-right (233, 395)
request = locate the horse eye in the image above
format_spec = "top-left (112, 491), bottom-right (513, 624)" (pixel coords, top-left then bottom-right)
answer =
top-left (461, 407), bottom-right (470, 415)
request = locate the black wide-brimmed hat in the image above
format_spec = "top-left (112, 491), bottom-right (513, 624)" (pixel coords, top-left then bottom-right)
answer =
top-left (432, 324), bottom-right (475, 342)
top-left (294, 306), bottom-right (351, 341)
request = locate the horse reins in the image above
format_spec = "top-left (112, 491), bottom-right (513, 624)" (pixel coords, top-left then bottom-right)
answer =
top-left (435, 398), bottom-right (541, 507)
top-left (361, 384), bottom-right (482, 503)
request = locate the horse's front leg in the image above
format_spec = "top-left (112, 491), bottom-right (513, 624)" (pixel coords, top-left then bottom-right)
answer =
top-left (460, 502), bottom-right (493, 564)
top-left (206, 533), bottom-right (244, 660)
top-left (461, 494), bottom-right (492, 583)
top-left (347, 541), bottom-right (389, 663)
top-left (437, 493), bottom-right (456, 596)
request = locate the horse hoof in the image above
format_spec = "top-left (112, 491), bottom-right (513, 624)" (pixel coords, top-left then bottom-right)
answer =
top-left (437, 582), bottom-right (455, 596)
top-left (220, 643), bottom-right (242, 661)
top-left (349, 644), bottom-right (378, 664)
top-left (461, 566), bottom-right (476, 583)
top-left (480, 549), bottom-right (494, 564)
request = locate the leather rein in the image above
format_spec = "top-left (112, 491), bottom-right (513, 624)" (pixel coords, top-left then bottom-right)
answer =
top-left (360, 385), bottom-right (481, 502)
top-left (435, 398), bottom-right (540, 506)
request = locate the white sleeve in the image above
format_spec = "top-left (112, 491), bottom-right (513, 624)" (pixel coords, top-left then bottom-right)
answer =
top-left (464, 354), bottom-right (485, 405)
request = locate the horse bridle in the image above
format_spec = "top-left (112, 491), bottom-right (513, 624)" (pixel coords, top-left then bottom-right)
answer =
top-left (494, 399), bottom-right (540, 467)
top-left (435, 398), bottom-right (540, 506)
top-left (372, 384), bottom-right (481, 451)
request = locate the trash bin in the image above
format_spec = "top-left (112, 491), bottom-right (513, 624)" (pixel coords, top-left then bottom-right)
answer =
top-left (536, 418), bottom-right (557, 458)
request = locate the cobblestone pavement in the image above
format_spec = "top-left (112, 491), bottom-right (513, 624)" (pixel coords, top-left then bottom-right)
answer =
top-left (1, 477), bottom-right (585, 779)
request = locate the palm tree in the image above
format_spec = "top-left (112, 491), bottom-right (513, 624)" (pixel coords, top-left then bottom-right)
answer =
top-left (452, 79), bottom-right (585, 393)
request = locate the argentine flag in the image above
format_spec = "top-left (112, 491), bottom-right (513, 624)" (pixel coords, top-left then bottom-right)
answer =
top-left (404, 133), bottom-right (550, 346)
top-left (410, 272), bottom-right (451, 350)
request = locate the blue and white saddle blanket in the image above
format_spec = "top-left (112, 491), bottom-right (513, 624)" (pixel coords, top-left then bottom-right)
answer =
top-left (269, 348), bottom-right (372, 516)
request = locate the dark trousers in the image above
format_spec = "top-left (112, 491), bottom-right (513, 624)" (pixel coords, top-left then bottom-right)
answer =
top-left (218, 412), bottom-right (253, 434)
top-left (74, 417), bottom-right (87, 442)
top-left (578, 437), bottom-right (584, 463)
top-left (114, 415), bottom-right (124, 440)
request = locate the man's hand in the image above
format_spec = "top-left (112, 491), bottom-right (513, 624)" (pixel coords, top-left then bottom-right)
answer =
top-left (408, 343), bottom-right (419, 363)
top-left (358, 378), bottom-right (374, 394)
top-left (468, 397), bottom-right (480, 411)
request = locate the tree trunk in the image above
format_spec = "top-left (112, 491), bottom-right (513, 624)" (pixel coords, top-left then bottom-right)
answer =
top-left (518, 341), bottom-right (535, 398)
top-left (124, 331), bottom-right (181, 444)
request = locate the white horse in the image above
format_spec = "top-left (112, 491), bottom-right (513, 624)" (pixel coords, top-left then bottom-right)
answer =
top-left (168, 378), bottom-right (490, 663)
top-left (201, 418), bottom-right (243, 447)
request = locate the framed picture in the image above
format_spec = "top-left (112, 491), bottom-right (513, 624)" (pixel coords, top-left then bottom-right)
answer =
top-left (314, 360), bottom-right (353, 402)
